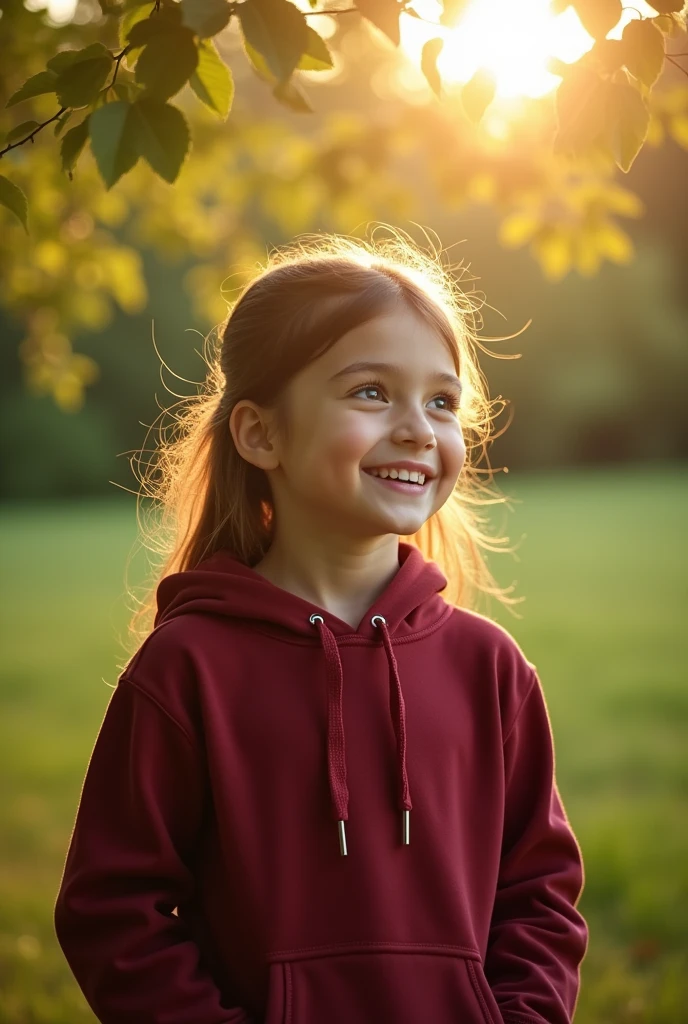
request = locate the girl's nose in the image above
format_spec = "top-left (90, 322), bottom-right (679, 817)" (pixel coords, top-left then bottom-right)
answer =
top-left (390, 407), bottom-right (438, 450)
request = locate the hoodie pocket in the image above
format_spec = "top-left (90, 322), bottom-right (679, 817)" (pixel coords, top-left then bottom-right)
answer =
top-left (263, 943), bottom-right (503, 1024)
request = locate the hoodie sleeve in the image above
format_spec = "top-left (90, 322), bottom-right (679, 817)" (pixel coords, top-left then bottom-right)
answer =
top-left (54, 676), bottom-right (255, 1024)
top-left (484, 669), bottom-right (589, 1024)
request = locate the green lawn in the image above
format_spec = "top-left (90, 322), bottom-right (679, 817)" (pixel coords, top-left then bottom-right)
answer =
top-left (0, 463), bottom-right (686, 1023)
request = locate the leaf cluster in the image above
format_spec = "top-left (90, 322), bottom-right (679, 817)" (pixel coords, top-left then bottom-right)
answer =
top-left (1, 0), bottom-right (687, 228)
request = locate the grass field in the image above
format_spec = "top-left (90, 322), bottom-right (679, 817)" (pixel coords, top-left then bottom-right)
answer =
top-left (0, 462), bottom-right (686, 1023)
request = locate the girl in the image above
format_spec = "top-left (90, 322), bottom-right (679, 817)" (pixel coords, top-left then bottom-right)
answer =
top-left (54, 230), bottom-right (588, 1024)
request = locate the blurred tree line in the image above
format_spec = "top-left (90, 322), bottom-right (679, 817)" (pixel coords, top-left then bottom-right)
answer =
top-left (1, 0), bottom-right (687, 499)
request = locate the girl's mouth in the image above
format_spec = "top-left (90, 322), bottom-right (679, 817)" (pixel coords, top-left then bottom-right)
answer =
top-left (362, 469), bottom-right (430, 495)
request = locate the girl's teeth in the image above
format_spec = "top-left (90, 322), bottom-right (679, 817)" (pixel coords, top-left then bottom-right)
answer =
top-left (368, 468), bottom-right (425, 485)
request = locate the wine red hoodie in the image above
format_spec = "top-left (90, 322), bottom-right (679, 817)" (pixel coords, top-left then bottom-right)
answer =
top-left (54, 541), bottom-right (588, 1024)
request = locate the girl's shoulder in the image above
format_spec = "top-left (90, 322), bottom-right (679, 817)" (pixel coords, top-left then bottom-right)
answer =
top-left (442, 605), bottom-right (540, 733)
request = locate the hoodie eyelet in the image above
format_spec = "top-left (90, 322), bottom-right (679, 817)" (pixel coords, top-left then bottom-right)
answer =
top-left (371, 615), bottom-right (386, 627)
top-left (309, 613), bottom-right (324, 625)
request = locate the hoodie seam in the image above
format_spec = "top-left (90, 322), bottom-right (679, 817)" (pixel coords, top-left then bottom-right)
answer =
top-left (119, 674), bottom-right (196, 750)
top-left (501, 669), bottom-right (538, 748)
top-left (243, 604), bottom-right (455, 647)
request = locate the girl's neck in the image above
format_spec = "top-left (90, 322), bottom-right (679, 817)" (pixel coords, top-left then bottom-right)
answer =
top-left (251, 536), bottom-right (401, 630)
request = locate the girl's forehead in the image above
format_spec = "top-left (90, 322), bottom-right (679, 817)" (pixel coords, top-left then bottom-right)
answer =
top-left (314, 315), bottom-right (457, 378)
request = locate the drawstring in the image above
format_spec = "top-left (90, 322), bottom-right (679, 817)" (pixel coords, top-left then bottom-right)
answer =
top-left (309, 612), bottom-right (412, 857)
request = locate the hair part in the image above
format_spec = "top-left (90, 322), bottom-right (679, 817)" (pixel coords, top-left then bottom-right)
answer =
top-left (122, 227), bottom-right (524, 667)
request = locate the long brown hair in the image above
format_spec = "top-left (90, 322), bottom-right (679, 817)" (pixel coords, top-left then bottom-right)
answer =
top-left (122, 227), bottom-right (524, 666)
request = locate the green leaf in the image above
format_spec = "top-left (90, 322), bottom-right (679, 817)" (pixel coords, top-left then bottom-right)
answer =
top-left (353, 0), bottom-right (401, 45)
top-left (54, 109), bottom-right (75, 136)
top-left (0, 174), bottom-right (29, 232)
top-left (89, 100), bottom-right (140, 188)
top-left (55, 53), bottom-right (113, 109)
top-left (135, 26), bottom-right (199, 99)
top-left (181, 0), bottom-right (233, 38)
top-left (118, 1), bottom-right (155, 65)
top-left (244, 28), bottom-right (331, 80)
top-left (4, 120), bottom-right (40, 145)
top-left (6, 70), bottom-right (58, 107)
top-left (461, 68), bottom-right (496, 124)
top-left (603, 80), bottom-right (650, 171)
top-left (297, 28), bottom-right (334, 71)
top-left (572, 0), bottom-right (622, 40)
top-left (129, 97), bottom-right (190, 181)
top-left (622, 18), bottom-right (665, 88)
top-left (47, 43), bottom-right (111, 73)
top-left (421, 37), bottom-right (443, 98)
top-left (126, 3), bottom-right (184, 45)
top-left (60, 116), bottom-right (91, 173)
top-left (238, 0), bottom-right (310, 84)
top-left (190, 39), bottom-right (234, 117)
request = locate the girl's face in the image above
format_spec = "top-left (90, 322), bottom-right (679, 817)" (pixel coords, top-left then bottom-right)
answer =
top-left (263, 305), bottom-right (466, 541)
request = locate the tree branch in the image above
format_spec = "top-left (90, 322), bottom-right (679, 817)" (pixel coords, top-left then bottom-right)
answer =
top-left (0, 107), bottom-right (68, 159)
top-left (666, 54), bottom-right (688, 79)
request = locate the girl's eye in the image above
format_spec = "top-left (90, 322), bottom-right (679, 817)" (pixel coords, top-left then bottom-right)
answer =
top-left (350, 380), bottom-right (460, 413)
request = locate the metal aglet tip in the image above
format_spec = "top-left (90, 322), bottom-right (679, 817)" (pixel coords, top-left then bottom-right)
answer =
top-left (338, 819), bottom-right (348, 856)
top-left (402, 809), bottom-right (410, 845)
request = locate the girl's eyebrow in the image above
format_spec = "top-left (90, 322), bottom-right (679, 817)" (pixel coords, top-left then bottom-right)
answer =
top-left (329, 360), bottom-right (462, 395)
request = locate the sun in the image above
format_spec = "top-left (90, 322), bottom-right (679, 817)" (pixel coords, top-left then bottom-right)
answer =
top-left (399, 0), bottom-right (655, 100)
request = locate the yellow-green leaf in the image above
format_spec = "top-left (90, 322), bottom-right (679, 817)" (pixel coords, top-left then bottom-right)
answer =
top-left (594, 220), bottom-right (633, 262)
top-left (622, 19), bottom-right (665, 89)
top-left (461, 68), bottom-right (496, 124)
top-left (190, 39), bottom-right (234, 118)
top-left (6, 70), bottom-right (58, 107)
top-left (421, 37), bottom-right (443, 98)
top-left (5, 120), bottom-right (40, 145)
top-left (297, 28), bottom-right (334, 71)
top-left (119, 1), bottom-right (155, 66)
top-left (0, 174), bottom-right (28, 232)
top-left (60, 116), bottom-right (91, 173)
top-left (238, 0), bottom-right (309, 83)
top-left (533, 226), bottom-right (572, 280)
top-left (499, 211), bottom-right (540, 248)
top-left (181, 0), bottom-right (233, 38)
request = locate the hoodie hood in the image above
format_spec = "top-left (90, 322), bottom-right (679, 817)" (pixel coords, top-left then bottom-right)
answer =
top-left (154, 541), bottom-right (450, 855)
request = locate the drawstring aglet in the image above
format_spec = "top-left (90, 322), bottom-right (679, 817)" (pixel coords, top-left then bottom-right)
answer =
top-left (402, 809), bottom-right (410, 846)
top-left (338, 819), bottom-right (348, 856)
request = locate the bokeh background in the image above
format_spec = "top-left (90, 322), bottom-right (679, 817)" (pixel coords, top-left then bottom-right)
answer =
top-left (1, 0), bottom-right (687, 1020)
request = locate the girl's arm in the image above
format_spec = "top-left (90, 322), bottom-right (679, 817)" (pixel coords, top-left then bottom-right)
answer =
top-left (484, 669), bottom-right (589, 1024)
top-left (54, 676), bottom-right (254, 1024)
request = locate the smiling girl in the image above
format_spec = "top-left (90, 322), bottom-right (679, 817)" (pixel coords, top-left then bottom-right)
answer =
top-left (54, 230), bottom-right (588, 1024)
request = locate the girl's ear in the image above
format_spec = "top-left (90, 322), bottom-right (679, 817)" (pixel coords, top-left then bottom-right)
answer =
top-left (229, 400), bottom-right (280, 471)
